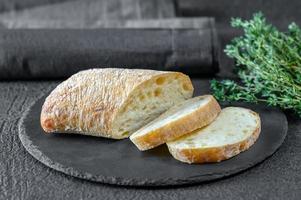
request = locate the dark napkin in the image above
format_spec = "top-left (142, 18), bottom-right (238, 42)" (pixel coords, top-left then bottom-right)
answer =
top-left (0, 18), bottom-right (219, 80)
top-left (0, 0), bottom-right (70, 13)
top-left (0, 0), bottom-right (175, 28)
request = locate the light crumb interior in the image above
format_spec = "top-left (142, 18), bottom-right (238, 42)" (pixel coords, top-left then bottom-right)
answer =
top-left (112, 74), bottom-right (193, 138)
top-left (167, 107), bottom-right (259, 149)
top-left (131, 96), bottom-right (210, 138)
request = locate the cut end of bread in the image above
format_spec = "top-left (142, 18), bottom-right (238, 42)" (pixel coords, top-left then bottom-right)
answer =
top-left (167, 107), bottom-right (261, 164)
top-left (111, 72), bottom-right (193, 139)
top-left (130, 95), bottom-right (221, 151)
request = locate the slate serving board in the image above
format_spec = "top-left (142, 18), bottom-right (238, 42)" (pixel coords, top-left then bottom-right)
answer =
top-left (18, 97), bottom-right (287, 187)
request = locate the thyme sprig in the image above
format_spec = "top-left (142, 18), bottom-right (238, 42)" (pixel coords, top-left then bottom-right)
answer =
top-left (211, 12), bottom-right (301, 116)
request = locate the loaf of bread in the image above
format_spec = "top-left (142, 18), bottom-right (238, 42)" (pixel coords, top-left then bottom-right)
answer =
top-left (40, 68), bottom-right (193, 139)
top-left (130, 95), bottom-right (221, 151)
top-left (167, 107), bottom-right (261, 164)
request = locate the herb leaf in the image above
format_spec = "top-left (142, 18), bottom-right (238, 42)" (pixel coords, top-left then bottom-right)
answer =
top-left (211, 12), bottom-right (301, 117)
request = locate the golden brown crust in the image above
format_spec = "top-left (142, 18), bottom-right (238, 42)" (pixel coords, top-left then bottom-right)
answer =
top-left (40, 68), bottom-right (192, 138)
top-left (130, 95), bottom-right (221, 150)
top-left (167, 111), bottom-right (261, 164)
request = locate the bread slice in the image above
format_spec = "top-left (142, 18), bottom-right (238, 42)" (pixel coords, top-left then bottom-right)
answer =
top-left (40, 68), bottom-right (193, 139)
top-left (167, 107), bottom-right (261, 164)
top-left (130, 95), bottom-right (221, 151)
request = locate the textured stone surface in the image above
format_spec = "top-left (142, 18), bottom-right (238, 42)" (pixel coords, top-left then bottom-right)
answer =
top-left (176, 0), bottom-right (301, 29)
top-left (0, 80), bottom-right (300, 199)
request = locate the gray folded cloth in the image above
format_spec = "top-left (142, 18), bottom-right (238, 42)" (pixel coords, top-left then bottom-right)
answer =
top-left (0, 17), bottom-right (212, 29)
top-left (0, 0), bottom-right (69, 13)
top-left (0, 0), bottom-right (175, 28)
top-left (0, 1), bottom-right (220, 79)
top-left (0, 18), bottom-right (219, 80)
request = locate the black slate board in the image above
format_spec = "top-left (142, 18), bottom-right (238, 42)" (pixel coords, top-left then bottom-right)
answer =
top-left (18, 97), bottom-right (287, 187)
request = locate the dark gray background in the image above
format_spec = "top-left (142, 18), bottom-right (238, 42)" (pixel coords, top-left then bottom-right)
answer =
top-left (0, 0), bottom-right (301, 199)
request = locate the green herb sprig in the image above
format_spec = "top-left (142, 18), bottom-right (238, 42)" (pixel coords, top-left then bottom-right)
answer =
top-left (211, 12), bottom-right (301, 116)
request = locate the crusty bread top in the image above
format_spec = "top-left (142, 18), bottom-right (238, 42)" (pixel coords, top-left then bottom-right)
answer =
top-left (40, 68), bottom-right (193, 137)
top-left (167, 107), bottom-right (260, 149)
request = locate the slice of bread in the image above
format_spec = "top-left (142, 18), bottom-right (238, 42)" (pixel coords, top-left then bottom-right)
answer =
top-left (167, 107), bottom-right (261, 164)
top-left (130, 95), bottom-right (221, 151)
top-left (40, 68), bottom-right (193, 139)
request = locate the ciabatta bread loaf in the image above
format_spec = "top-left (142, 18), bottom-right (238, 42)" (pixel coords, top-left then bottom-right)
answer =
top-left (167, 107), bottom-right (261, 164)
top-left (40, 68), bottom-right (193, 139)
top-left (130, 95), bottom-right (221, 150)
